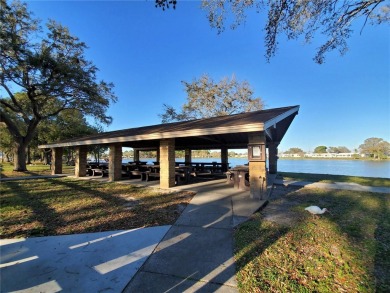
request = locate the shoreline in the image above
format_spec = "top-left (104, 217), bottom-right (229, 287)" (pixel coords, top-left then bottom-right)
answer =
top-left (122, 157), bottom-right (389, 162)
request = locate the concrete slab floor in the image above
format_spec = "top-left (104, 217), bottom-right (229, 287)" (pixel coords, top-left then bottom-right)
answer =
top-left (125, 271), bottom-right (238, 293)
top-left (124, 226), bottom-right (237, 293)
top-left (124, 180), bottom-right (270, 293)
top-left (0, 226), bottom-right (170, 292)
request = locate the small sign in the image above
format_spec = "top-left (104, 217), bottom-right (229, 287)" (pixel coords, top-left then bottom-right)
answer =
top-left (248, 144), bottom-right (266, 161)
top-left (252, 146), bottom-right (261, 157)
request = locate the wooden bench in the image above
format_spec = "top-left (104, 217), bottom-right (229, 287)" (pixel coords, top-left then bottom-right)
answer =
top-left (191, 170), bottom-right (212, 177)
top-left (140, 171), bottom-right (160, 181)
top-left (89, 168), bottom-right (108, 177)
top-left (175, 172), bottom-right (188, 185)
top-left (129, 170), bottom-right (143, 179)
top-left (145, 172), bottom-right (160, 181)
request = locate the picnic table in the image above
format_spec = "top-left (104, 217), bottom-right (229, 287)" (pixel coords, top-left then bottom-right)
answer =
top-left (175, 166), bottom-right (192, 185)
top-left (87, 163), bottom-right (109, 177)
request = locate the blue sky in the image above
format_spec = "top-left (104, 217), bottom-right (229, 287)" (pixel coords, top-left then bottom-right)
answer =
top-left (26, 0), bottom-right (389, 152)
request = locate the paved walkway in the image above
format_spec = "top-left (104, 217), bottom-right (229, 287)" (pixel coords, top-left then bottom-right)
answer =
top-left (123, 180), bottom-right (267, 293)
top-left (274, 179), bottom-right (390, 193)
top-left (0, 227), bottom-right (170, 292)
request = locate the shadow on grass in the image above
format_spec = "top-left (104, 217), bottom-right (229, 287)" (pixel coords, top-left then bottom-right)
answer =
top-left (306, 189), bottom-right (390, 291)
top-left (234, 184), bottom-right (390, 291)
top-left (0, 177), bottom-right (193, 238)
top-left (1, 180), bottom-right (67, 236)
top-left (374, 194), bottom-right (390, 292)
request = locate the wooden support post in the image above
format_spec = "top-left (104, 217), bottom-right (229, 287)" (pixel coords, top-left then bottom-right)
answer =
top-left (268, 142), bottom-right (279, 174)
top-left (160, 139), bottom-right (175, 188)
top-left (221, 146), bottom-right (228, 172)
top-left (75, 146), bottom-right (87, 177)
top-left (51, 147), bottom-right (63, 175)
top-left (109, 143), bottom-right (122, 181)
top-left (133, 149), bottom-right (140, 162)
top-left (248, 132), bottom-right (267, 199)
top-left (184, 148), bottom-right (191, 166)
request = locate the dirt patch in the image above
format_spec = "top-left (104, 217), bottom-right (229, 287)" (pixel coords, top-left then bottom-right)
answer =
top-left (260, 184), bottom-right (304, 227)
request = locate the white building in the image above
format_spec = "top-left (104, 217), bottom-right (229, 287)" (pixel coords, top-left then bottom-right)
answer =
top-left (304, 153), bottom-right (359, 158)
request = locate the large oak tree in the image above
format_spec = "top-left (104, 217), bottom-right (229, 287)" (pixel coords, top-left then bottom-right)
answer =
top-left (359, 137), bottom-right (390, 159)
top-left (160, 74), bottom-right (264, 122)
top-left (156, 0), bottom-right (389, 63)
top-left (0, 0), bottom-right (117, 171)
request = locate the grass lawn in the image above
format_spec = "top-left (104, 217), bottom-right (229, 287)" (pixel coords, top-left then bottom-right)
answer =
top-left (234, 186), bottom-right (390, 292)
top-left (0, 178), bottom-right (194, 238)
top-left (2, 163), bottom-right (389, 291)
top-left (0, 162), bottom-right (75, 178)
top-left (279, 171), bottom-right (390, 187)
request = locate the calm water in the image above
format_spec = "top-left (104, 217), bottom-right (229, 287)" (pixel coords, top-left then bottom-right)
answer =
top-left (124, 158), bottom-right (390, 178)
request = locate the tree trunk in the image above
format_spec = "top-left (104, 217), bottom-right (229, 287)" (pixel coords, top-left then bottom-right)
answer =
top-left (27, 145), bottom-right (32, 164)
top-left (13, 139), bottom-right (28, 171)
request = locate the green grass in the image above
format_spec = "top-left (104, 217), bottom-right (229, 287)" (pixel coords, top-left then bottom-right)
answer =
top-left (279, 171), bottom-right (390, 187)
top-left (0, 178), bottom-right (194, 238)
top-left (234, 187), bottom-right (390, 292)
top-left (0, 162), bottom-right (75, 178)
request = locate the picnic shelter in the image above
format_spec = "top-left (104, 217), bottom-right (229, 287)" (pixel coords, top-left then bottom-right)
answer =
top-left (39, 105), bottom-right (300, 199)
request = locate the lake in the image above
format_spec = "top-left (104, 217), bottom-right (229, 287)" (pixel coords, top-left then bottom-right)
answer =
top-left (124, 158), bottom-right (390, 179)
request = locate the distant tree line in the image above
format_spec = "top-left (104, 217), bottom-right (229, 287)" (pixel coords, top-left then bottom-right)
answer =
top-left (282, 137), bottom-right (390, 160)
top-left (122, 149), bottom-right (246, 160)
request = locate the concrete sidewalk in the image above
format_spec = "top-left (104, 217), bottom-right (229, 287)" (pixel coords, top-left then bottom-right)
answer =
top-left (274, 179), bottom-right (390, 193)
top-left (123, 179), bottom-right (267, 292)
top-left (0, 227), bottom-right (170, 292)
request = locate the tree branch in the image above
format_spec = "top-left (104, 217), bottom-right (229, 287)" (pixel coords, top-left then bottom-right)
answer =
top-left (0, 82), bottom-right (24, 112)
top-left (24, 117), bottom-right (40, 144)
top-left (0, 109), bottom-right (23, 138)
top-left (359, 1), bottom-right (382, 34)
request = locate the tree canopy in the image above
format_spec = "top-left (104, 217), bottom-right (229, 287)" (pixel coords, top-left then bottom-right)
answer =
top-left (328, 146), bottom-right (351, 153)
top-left (314, 145), bottom-right (328, 153)
top-left (0, 0), bottom-right (117, 171)
top-left (359, 137), bottom-right (390, 159)
top-left (284, 147), bottom-right (304, 154)
top-left (156, 0), bottom-right (389, 63)
top-left (160, 74), bottom-right (264, 123)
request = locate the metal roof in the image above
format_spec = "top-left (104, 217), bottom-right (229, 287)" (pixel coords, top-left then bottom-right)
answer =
top-left (39, 105), bottom-right (299, 149)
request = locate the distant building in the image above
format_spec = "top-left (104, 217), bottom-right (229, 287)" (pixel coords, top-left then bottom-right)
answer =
top-left (279, 152), bottom-right (361, 158)
top-left (304, 153), bottom-right (360, 158)
top-left (279, 153), bottom-right (303, 158)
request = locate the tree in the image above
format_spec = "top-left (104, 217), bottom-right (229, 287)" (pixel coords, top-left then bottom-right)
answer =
top-left (36, 109), bottom-right (105, 164)
top-left (160, 74), bottom-right (264, 122)
top-left (37, 109), bottom-right (102, 145)
top-left (1, 107), bottom-right (104, 164)
top-left (328, 146), bottom-right (351, 153)
top-left (156, 0), bottom-right (389, 64)
top-left (314, 145), bottom-right (328, 153)
top-left (359, 137), bottom-right (390, 159)
top-left (284, 147), bottom-right (304, 154)
top-left (0, 0), bottom-right (117, 171)
top-left (0, 124), bottom-right (13, 162)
